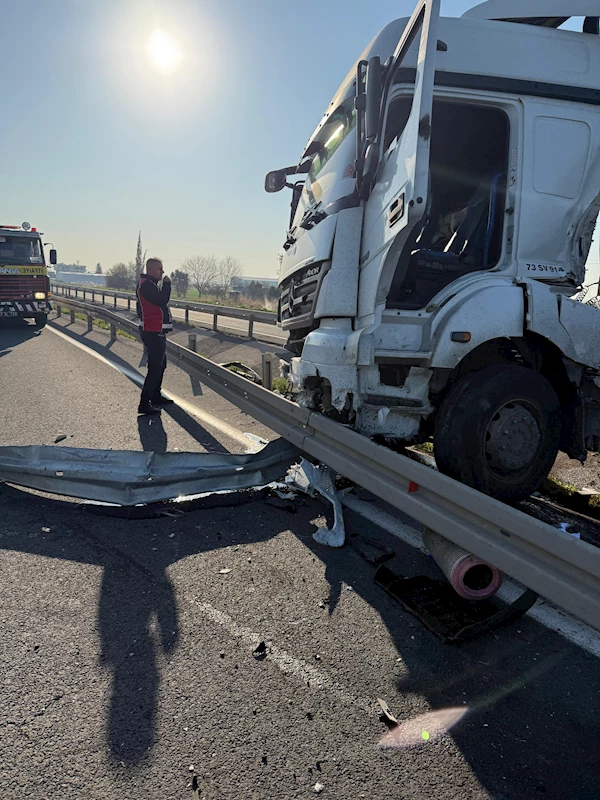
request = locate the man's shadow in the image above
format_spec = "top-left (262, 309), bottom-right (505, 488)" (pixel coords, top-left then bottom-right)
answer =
top-left (137, 414), bottom-right (168, 453)
top-left (98, 551), bottom-right (178, 762)
top-left (0, 481), bottom-right (310, 766)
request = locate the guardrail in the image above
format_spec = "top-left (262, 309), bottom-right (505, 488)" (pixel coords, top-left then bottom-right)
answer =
top-left (50, 281), bottom-right (278, 339)
top-left (48, 294), bottom-right (600, 633)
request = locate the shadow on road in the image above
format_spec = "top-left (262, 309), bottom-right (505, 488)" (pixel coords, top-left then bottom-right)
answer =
top-left (1, 481), bottom-right (600, 795)
top-left (0, 319), bottom-right (42, 357)
top-left (138, 415), bottom-right (168, 453)
top-left (0, 483), bottom-right (301, 768)
top-left (98, 547), bottom-right (178, 762)
top-left (50, 320), bottom-right (229, 454)
top-left (299, 508), bottom-right (600, 799)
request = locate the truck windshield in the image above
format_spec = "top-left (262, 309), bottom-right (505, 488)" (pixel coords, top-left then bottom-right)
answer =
top-left (308, 97), bottom-right (357, 182)
top-left (0, 236), bottom-right (43, 265)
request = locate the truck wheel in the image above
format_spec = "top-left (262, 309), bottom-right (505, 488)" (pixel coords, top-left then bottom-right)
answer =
top-left (33, 313), bottom-right (47, 329)
top-left (434, 365), bottom-right (560, 503)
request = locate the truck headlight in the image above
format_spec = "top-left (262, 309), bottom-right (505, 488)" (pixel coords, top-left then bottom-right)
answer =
top-left (34, 292), bottom-right (46, 300)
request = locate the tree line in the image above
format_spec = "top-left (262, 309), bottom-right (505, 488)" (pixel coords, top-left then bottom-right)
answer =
top-left (104, 254), bottom-right (244, 299)
top-left (102, 233), bottom-right (277, 304)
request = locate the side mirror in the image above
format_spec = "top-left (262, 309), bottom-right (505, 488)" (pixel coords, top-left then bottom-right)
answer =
top-left (49, 249), bottom-right (57, 265)
top-left (265, 170), bottom-right (288, 193)
top-left (365, 56), bottom-right (382, 142)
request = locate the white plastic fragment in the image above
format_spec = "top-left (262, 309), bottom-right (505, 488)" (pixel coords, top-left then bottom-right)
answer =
top-left (288, 459), bottom-right (345, 547)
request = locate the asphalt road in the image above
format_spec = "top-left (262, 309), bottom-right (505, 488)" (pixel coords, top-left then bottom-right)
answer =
top-left (1, 316), bottom-right (600, 800)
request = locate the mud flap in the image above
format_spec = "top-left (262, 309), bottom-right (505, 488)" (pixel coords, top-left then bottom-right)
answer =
top-left (374, 564), bottom-right (538, 644)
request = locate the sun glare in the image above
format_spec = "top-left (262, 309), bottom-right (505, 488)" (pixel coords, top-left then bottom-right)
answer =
top-left (145, 30), bottom-right (183, 73)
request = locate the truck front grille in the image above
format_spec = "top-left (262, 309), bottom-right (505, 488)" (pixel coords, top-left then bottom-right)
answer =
top-left (0, 275), bottom-right (46, 300)
top-left (279, 262), bottom-right (327, 330)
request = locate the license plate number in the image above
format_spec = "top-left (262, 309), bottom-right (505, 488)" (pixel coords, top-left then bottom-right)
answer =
top-left (0, 310), bottom-right (18, 317)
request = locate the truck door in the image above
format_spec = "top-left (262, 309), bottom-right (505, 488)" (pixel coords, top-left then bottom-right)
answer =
top-left (360, 0), bottom-right (440, 310)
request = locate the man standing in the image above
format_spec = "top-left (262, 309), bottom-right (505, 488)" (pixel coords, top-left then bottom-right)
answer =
top-left (136, 257), bottom-right (174, 414)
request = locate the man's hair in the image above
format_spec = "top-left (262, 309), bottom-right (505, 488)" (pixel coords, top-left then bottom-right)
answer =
top-left (146, 257), bottom-right (163, 272)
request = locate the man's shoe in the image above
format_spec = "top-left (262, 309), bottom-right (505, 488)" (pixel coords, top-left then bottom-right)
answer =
top-left (138, 403), bottom-right (161, 415)
top-left (152, 396), bottom-right (175, 406)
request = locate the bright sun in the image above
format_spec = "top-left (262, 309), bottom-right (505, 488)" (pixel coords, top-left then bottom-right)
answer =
top-left (145, 30), bottom-right (183, 73)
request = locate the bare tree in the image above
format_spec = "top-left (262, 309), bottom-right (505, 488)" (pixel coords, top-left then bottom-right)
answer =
top-left (217, 256), bottom-right (242, 298)
top-left (182, 255), bottom-right (219, 296)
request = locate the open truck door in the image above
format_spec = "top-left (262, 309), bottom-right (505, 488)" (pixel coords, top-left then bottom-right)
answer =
top-left (359, 0), bottom-right (441, 309)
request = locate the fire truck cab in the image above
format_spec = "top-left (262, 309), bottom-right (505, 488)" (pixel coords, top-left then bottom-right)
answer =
top-left (0, 223), bottom-right (55, 328)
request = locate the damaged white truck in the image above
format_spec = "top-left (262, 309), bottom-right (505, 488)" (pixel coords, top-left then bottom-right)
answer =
top-left (266, 0), bottom-right (600, 503)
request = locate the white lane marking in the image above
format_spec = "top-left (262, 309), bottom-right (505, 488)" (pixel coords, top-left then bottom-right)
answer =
top-left (47, 324), bottom-right (255, 450)
top-left (193, 599), bottom-right (374, 715)
top-left (342, 494), bottom-right (600, 659)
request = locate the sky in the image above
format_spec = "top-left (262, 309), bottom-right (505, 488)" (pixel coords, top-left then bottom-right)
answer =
top-left (1, 1), bottom-right (598, 284)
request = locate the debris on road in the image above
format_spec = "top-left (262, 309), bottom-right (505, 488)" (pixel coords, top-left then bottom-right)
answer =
top-left (553, 522), bottom-right (581, 539)
top-left (288, 460), bottom-right (346, 547)
top-left (253, 641), bottom-right (267, 659)
top-left (219, 568), bottom-right (232, 574)
top-left (54, 434), bottom-right (67, 443)
top-left (313, 782), bottom-right (324, 793)
top-left (377, 698), bottom-right (399, 729)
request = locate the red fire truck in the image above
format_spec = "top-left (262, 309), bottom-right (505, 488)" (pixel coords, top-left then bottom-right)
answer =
top-left (0, 222), bottom-right (55, 328)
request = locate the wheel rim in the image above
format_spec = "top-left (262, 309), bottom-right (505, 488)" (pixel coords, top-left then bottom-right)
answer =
top-left (484, 399), bottom-right (542, 477)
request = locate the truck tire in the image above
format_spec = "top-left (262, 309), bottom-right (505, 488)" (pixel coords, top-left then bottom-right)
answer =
top-left (434, 365), bottom-right (561, 504)
top-left (33, 313), bottom-right (47, 329)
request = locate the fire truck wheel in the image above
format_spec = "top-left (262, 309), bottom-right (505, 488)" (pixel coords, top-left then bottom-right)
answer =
top-left (434, 364), bottom-right (561, 504)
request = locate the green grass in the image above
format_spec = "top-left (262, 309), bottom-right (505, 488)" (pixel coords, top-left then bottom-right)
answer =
top-left (67, 309), bottom-right (136, 341)
top-left (272, 376), bottom-right (291, 395)
top-left (58, 282), bottom-right (276, 313)
top-left (540, 476), bottom-right (600, 510)
top-left (414, 441), bottom-right (434, 455)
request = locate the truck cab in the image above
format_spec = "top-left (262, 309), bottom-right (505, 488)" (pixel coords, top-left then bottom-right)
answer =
top-left (266, 2), bottom-right (600, 502)
top-left (0, 223), bottom-right (55, 328)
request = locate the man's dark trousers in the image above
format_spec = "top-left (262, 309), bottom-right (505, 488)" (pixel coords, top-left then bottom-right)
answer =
top-left (140, 331), bottom-right (167, 407)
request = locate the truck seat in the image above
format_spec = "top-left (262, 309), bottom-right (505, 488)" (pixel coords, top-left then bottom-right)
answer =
top-left (388, 166), bottom-right (506, 309)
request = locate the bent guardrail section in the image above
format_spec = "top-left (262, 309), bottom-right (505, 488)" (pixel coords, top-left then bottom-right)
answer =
top-left (0, 439), bottom-right (299, 506)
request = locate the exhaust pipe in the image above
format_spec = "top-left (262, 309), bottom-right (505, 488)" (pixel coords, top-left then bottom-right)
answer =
top-left (422, 528), bottom-right (503, 600)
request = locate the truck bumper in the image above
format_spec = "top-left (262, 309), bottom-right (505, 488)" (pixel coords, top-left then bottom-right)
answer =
top-left (0, 300), bottom-right (52, 319)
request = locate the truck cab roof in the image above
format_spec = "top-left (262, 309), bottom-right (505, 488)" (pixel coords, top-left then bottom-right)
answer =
top-left (463, 2), bottom-right (600, 26)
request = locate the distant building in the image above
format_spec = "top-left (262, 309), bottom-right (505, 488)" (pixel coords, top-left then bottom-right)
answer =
top-left (56, 262), bottom-right (88, 274)
top-left (55, 271), bottom-right (105, 285)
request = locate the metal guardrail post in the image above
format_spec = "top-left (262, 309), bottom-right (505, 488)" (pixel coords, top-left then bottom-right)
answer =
top-left (110, 323), bottom-right (117, 341)
top-left (185, 306), bottom-right (189, 325)
top-left (113, 295), bottom-right (117, 309)
top-left (188, 333), bottom-right (197, 352)
top-left (127, 297), bottom-right (131, 312)
top-left (75, 288), bottom-right (78, 299)
top-left (213, 312), bottom-right (218, 332)
top-left (92, 291), bottom-right (95, 302)
top-left (83, 289), bottom-right (86, 300)
top-left (262, 353), bottom-right (275, 391)
top-left (56, 305), bottom-right (61, 318)
top-left (87, 314), bottom-right (93, 332)
top-left (70, 309), bottom-right (75, 324)
top-left (248, 315), bottom-right (255, 339)
top-left (101, 293), bottom-right (105, 305)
